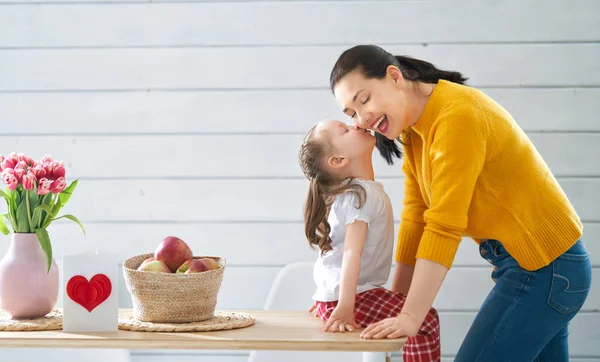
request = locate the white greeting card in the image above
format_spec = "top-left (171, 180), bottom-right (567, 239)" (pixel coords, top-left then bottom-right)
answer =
top-left (62, 253), bottom-right (119, 332)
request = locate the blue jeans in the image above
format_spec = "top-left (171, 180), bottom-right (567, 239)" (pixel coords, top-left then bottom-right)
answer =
top-left (454, 239), bottom-right (592, 362)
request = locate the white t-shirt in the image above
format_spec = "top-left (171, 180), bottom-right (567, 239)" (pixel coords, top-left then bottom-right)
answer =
top-left (312, 179), bottom-right (395, 302)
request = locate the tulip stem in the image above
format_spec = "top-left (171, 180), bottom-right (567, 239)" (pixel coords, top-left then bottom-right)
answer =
top-left (39, 194), bottom-right (50, 227)
top-left (25, 190), bottom-right (33, 232)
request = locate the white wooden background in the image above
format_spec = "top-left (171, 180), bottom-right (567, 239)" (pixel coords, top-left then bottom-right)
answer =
top-left (0, 0), bottom-right (599, 361)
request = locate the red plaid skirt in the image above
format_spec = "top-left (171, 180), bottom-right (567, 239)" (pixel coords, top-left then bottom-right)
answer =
top-left (315, 287), bottom-right (440, 362)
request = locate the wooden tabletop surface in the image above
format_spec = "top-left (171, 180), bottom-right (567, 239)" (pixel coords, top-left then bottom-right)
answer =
top-left (0, 310), bottom-right (406, 352)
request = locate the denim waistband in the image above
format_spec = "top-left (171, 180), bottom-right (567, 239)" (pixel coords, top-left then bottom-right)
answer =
top-left (479, 239), bottom-right (586, 267)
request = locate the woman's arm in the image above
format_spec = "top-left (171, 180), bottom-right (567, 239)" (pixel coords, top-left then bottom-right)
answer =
top-left (390, 261), bottom-right (414, 295)
top-left (399, 258), bottom-right (447, 329)
top-left (392, 147), bottom-right (427, 293)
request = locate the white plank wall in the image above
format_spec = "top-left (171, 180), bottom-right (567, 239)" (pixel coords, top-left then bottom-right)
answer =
top-left (0, 0), bottom-right (599, 361)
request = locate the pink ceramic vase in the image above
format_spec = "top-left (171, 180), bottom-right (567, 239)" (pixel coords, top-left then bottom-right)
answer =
top-left (0, 233), bottom-right (59, 319)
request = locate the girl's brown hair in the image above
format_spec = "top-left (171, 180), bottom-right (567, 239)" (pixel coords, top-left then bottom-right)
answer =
top-left (299, 125), bottom-right (366, 255)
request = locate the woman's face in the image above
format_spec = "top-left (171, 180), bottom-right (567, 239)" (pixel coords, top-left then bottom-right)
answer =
top-left (333, 67), bottom-right (410, 140)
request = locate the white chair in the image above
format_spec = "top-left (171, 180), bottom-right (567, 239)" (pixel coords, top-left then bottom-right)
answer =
top-left (0, 348), bottom-right (131, 362)
top-left (248, 262), bottom-right (393, 362)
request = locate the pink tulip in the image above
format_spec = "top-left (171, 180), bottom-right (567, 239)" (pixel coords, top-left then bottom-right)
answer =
top-left (13, 161), bottom-right (27, 181)
top-left (41, 155), bottom-right (53, 164)
top-left (22, 171), bottom-right (36, 191)
top-left (48, 161), bottom-right (66, 179)
top-left (1, 157), bottom-right (15, 171)
top-left (7, 152), bottom-right (19, 164)
top-left (17, 153), bottom-right (33, 167)
top-left (31, 164), bottom-right (47, 179)
top-left (37, 178), bottom-right (53, 195)
top-left (49, 177), bottom-right (66, 194)
top-left (1, 169), bottom-right (19, 191)
top-left (43, 163), bottom-right (53, 178)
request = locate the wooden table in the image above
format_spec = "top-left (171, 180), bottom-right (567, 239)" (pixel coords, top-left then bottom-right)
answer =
top-left (0, 310), bottom-right (406, 361)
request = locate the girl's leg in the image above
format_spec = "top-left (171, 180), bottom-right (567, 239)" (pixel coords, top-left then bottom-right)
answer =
top-left (354, 288), bottom-right (441, 362)
top-left (455, 239), bottom-right (591, 362)
top-left (314, 300), bottom-right (337, 323)
top-left (315, 289), bottom-right (441, 361)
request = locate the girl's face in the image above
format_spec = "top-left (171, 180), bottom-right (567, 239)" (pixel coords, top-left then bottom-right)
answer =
top-left (314, 120), bottom-right (376, 169)
top-left (333, 67), bottom-right (411, 140)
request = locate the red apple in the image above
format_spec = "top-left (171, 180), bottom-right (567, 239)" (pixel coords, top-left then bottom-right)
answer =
top-left (154, 236), bottom-right (193, 272)
top-left (176, 259), bottom-right (193, 274)
top-left (137, 259), bottom-right (171, 273)
top-left (198, 257), bottom-right (220, 270)
top-left (185, 259), bottom-right (209, 274)
top-left (184, 258), bottom-right (220, 274)
top-left (139, 257), bottom-right (156, 268)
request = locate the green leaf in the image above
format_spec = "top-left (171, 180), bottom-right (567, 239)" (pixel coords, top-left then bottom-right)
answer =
top-left (0, 189), bottom-right (9, 204)
top-left (0, 190), bottom-right (14, 233)
top-left (14, 190), bottom-right (21, 208)
top-left (35, 228), bottom-right (53, 273)
top-left (26, 187), bottom-right (39, 229)
top-left (27, 186), bottom-right (39, 210)
top-left (51, 198), bottom-right (61, 216)
top-left (36, 203), bottom-right (55, 229)
top-left (35, 203), bottom-right (54, 215)
top-left (31, 207), bottom-right (43, 231)
top-left (8, 191), bottom-right (17, 231)
top-left (38, 194), bottom-right (52, 227)
top-left (53, 179), bottom-right (78, 215)
top-left (25, 191), bottom-right (33, 232)
top-left (15, 197), bottom-right (29, 233)
top-left (0, 213), bottom-right (9, 235)
top-left (52, 214), bottom-right (86, 235)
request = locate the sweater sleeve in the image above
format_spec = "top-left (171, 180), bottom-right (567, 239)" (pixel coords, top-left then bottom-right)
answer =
top-left (394, 148), bottom-right (428, 266)
top-left (416, 103), bottom-right (488, 269)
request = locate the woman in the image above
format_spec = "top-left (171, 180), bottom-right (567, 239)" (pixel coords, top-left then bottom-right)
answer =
top-left (327, 44), bottom-right (591, 361)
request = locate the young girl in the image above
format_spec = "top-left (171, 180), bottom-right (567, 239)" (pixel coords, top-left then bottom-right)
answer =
top-left (299, 119), bottom-right (441, 362)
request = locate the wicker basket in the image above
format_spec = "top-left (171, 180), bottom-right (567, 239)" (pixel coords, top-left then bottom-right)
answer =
top-left (123, 253), bottom-right (226, 323)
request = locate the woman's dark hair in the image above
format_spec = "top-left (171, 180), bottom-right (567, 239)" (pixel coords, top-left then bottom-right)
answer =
top-left (329, 44), bottom-right (468, 165)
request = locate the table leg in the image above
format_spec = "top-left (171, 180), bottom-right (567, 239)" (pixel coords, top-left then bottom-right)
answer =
top-left (362, 352), bottom-right (392, 361)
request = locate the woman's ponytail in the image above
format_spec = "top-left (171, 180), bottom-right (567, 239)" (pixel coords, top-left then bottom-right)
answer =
top-left (394, 55), bottom-right (467, 85)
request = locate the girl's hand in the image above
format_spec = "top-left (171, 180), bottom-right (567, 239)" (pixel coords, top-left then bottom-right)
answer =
top-left (309, 303), bottom-right (319, 317)
top-left (360, 313), bottom-right (419, 339)
top-left (323, 305), bottom-right (360, 332)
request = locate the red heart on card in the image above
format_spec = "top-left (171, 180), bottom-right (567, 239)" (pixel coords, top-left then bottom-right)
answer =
top-left (66, 274), bottom-right (112, 313)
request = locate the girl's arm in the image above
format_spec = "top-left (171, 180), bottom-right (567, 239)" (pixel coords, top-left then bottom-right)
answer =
top-left (337, 220), bottom-right (367, 308)
top-left (323, 219), bottom-right (367, 332)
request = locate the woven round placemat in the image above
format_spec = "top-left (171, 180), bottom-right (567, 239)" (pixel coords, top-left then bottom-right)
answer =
top-left (0, 309), bottom-right (63, 331)
top-left (118, 310), bottom-right (255, 332)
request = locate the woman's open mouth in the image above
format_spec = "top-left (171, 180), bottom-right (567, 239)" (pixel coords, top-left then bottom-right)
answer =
top-left (370, 115), bottom-right (389, 134)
